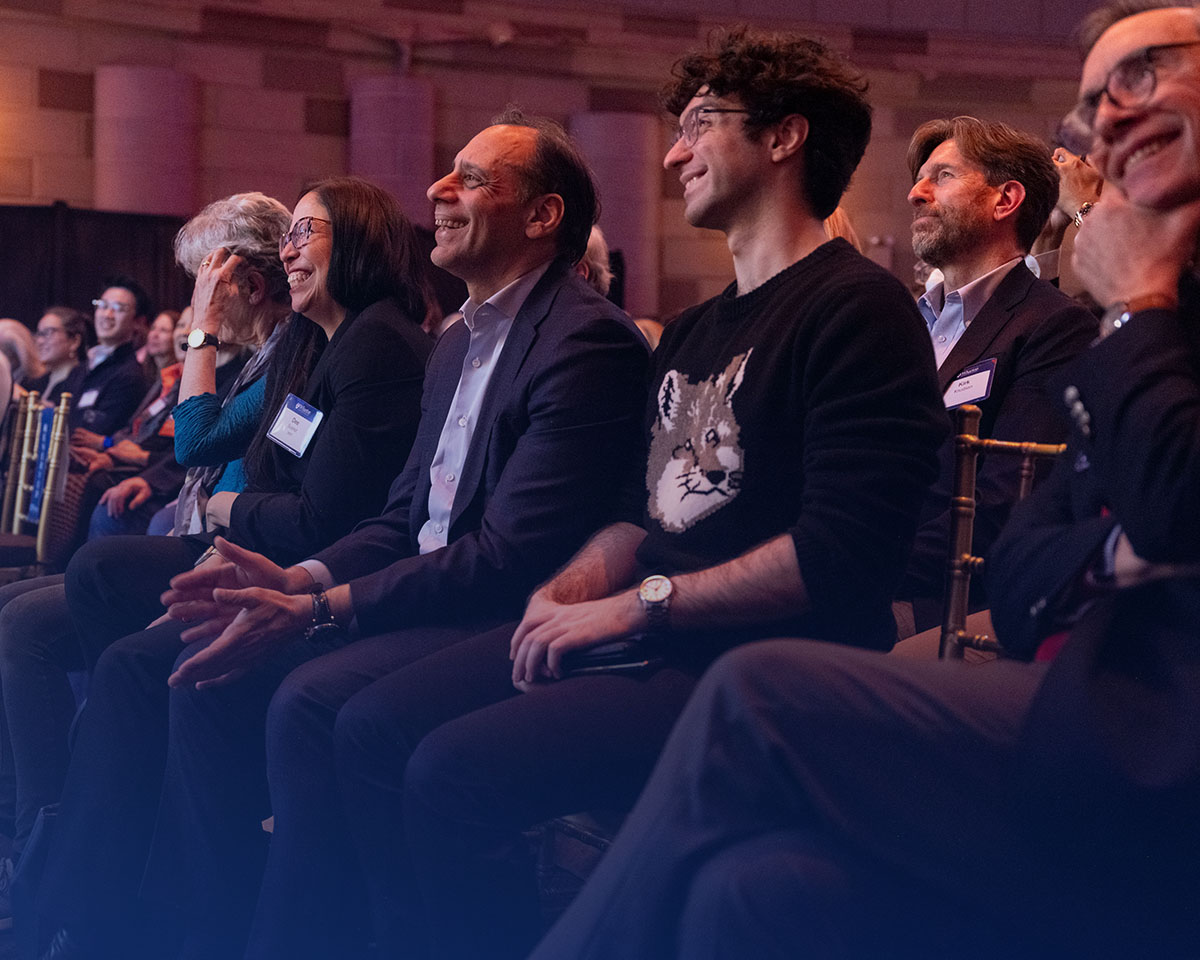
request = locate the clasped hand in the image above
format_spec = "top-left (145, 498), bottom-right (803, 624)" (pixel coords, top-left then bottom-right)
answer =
top-left (164, 537), bottom-right (311, 690)
top-left (508, 591), bottom-right (643, 692)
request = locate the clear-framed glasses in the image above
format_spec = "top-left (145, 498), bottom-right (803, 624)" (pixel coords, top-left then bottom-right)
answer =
top-left (671, 106), bottom-right (752, 148)
top-left (279, 216), bottom-right (331, 255)
top-left (91, 298), bottom-right (134, 315)
top-left (34, 327), bottom-right (64, 340)
top-left (1058, 40), bottom-right (1200, 155)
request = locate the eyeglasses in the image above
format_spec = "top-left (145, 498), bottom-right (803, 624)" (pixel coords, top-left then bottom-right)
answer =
top-left (1058, 40), bottom-right (1200, 155)
top-left (671, 107), bottom-right (752, 148)
top-left (91, 298), bottom-right (134, 315)
top-left (35, 328), bottom-right (64, 339)
top-left (279, 216), bottom-right (331, 255)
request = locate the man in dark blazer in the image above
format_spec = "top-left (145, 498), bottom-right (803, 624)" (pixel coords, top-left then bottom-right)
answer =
top-left (33, 115), bottom-right (648, 960)
top-left (70, 275), bottom-right (150, 435)
top-left (896, 116), bottom-right (1097, 634)
top-left (529, 6), bottom-right (1200, 957)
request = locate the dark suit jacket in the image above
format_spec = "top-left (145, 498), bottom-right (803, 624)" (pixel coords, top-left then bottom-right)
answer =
top-left (71, 342), bottom-right (148, 435)
top-left (988, 281), bottom-right (1200, 952)
top-left (899, 263), bottom-right (1097, 628)
top-left (23, 362), bottom-right (86, 408)
top-left (228, 300), bottom-right (433, 566)
top-left (313, 260), bottom-right (650, 636)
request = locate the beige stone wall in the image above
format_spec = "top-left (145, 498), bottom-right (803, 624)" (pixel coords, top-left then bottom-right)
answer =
top-left (0, 0), bottom-right (1097, 315)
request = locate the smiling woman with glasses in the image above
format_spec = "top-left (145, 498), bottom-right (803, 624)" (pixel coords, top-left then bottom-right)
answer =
top-left (22, 306), bottom-right (91, 406)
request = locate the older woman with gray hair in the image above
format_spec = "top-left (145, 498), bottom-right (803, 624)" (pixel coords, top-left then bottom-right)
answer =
top-left (0, 192), bottom-right (300, 907)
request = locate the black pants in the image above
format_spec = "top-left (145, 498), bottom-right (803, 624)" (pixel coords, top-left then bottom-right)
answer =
top-left (528, 640), bottom-right (1197, 959)
top-left (249, 623), bottom-right (708, 960)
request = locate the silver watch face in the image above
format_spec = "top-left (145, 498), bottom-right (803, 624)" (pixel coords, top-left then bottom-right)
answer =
top-left (640, 575), bottom-right (673, 603)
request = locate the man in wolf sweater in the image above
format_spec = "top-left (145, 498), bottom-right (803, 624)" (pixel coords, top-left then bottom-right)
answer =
top-left (275, 29), bottom-right (947, 960)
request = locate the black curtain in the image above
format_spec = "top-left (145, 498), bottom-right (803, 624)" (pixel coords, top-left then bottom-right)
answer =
top-left (0, 201), bottom-right (191, 327)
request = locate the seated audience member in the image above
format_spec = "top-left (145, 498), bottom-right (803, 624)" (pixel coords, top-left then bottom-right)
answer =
top-left (23, 308), bottom-right (90, 406)
top-left (0, 193), bottom-right (293, 926)
top-left (140, 309), bottom-right (180, 384)
top-left (7, 182), bottom-right (432, 940)
top-left (40, 111), bottom-right (650, 960)
top-left (576, 224), bottom-right (615, 298)
top-left (0, 319), bottom-right (43, 391)
top-left (73, 277), bottom-right (150, 435)
top-left (893, 117), bottom-right (1098, 636)
top-left (158, 36), bottom-right (944, 960)
top-left (531, 6), bottom-right (1200, 957)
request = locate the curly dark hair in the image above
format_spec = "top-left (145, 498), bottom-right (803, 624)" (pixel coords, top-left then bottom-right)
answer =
top-left (907, 116), bottom-right (1059, 252)
top-left (662, 27), bottom-right (872, 219)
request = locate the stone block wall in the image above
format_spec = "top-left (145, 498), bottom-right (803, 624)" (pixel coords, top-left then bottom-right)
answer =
top-left (0, 0), bottom-right (1100, 317)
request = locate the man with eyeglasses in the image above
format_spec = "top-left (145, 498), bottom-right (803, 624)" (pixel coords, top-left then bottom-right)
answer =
top-left (73, 275), bottom-right (150, 434)
top-left (242, 29), bottom-right (945, 960)
top-left (528, 5), bottom-right (1200, 958)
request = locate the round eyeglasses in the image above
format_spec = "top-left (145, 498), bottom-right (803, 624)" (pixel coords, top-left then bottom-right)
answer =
top-left (279, 216), bottom-right (331, 256)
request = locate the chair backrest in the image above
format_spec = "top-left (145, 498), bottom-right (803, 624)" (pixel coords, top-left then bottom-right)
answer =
top-left (939, 404), bottom-right (1065, 659)
top-left (0, 392), bottom-right (35, 530)
top-left (10, 394), bottom-right (72, 563)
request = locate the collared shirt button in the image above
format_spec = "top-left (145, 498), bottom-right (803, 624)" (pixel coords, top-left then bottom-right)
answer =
top-left (937, 335), bottom-right (946, 343)
top-left (458, 415), bottom-right (468, 427)
top-left (471, 357), bottom-right (481, 368)
top-left (446, 473), bottom-right (455, 483)
top-left (434, 523), bottom-right (444, 534)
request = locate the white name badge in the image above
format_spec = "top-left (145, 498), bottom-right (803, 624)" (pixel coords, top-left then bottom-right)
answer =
top-left (145, 396), bottom-right (168, 418)
top-left (943, 357), bottom-right (997, 409)
top-left (77, 389), bottom-right (99, 409)
top-left (267, 393), bottom-right (324, 457)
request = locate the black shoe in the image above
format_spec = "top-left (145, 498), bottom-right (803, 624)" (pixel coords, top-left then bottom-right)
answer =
top-left (39, 927), bottom-right (88, 960)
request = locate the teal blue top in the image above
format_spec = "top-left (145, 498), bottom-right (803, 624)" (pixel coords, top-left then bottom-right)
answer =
top-left (171, 377), bottom-right (266, 493)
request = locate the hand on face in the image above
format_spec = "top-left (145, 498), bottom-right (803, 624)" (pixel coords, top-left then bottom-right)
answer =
top-left (1051, 148), bottom-right (1104, 223)
top-left (191, 248), bottom-right (243, 338)
top-left (1072, 187), bottom-right (1200, 307)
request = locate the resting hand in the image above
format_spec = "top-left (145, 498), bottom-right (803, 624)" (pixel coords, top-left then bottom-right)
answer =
top-left (71, 428), bottom-right (105, 450)
top-left (99, 476), bottom-right (152, 517)
top-left (168, 587), bottom-right (312, 689)
top-left (509, 591), bottom-right (644, 690)
top-left (1112, 533), bottom-right (1200, 588)
top-left (106, 438), bottom-right (148, 467)
top-left (162, 536), bottom-right (297, 622)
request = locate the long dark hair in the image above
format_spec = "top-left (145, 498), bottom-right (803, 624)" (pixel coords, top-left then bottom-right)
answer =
top-left (241, 177), bottom-right (430, 492)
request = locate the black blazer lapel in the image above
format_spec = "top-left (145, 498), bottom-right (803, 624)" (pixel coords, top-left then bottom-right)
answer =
top-left (450, 262), bottom-right (565, 529)
top-left (937, 263), bottom-right (1036, 393)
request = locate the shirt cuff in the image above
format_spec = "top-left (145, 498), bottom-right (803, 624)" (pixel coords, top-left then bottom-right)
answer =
top-left (296, 559), bottom-right (337, 590)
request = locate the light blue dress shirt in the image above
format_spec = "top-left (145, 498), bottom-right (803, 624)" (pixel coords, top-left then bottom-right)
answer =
top-left (298, 260), bottom-right (552, 589)
top-left (918, 257), bottom-right (1022, 370)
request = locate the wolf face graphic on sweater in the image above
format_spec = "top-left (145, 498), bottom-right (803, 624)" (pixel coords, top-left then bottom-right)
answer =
top-left (648, 350), bottom-right (750, 533)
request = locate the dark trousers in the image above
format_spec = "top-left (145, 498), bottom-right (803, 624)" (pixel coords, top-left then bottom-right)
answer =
top-left (0, 534), bottom-right (200, 862)
top-left (251, 624), bottom-right (707, 960)
top-left (529, 640), bottom-right (1194, 960)
top-left (0, 576), bottom-right (74, 856)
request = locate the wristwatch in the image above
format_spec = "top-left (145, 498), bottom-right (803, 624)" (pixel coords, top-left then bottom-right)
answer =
top-left (638, 575), bottom-right (673, 634)
top-left (304, 589), bottom-right (340, 641)
top-left (187, 329), bottom-right (220, 350)
top-left (1099, 294), bottom-right (1178, 338)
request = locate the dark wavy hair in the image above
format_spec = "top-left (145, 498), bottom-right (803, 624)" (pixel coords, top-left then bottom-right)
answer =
top-left (490, 109), bottom-right (600, 265)
top-left (907, 116), bottom-right (1059, 252)
top-left (662, 27), bottom-right (872, 220)
top-left (99, 273), bottom-right (151, 322)
top-left (242, 176), bottom-right (430, 493)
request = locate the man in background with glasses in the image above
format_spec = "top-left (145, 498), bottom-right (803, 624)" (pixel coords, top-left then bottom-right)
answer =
top-left (531, 5), bottom-right (1200, 958)
top-left (73, 275), bottom-right (150, 434)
